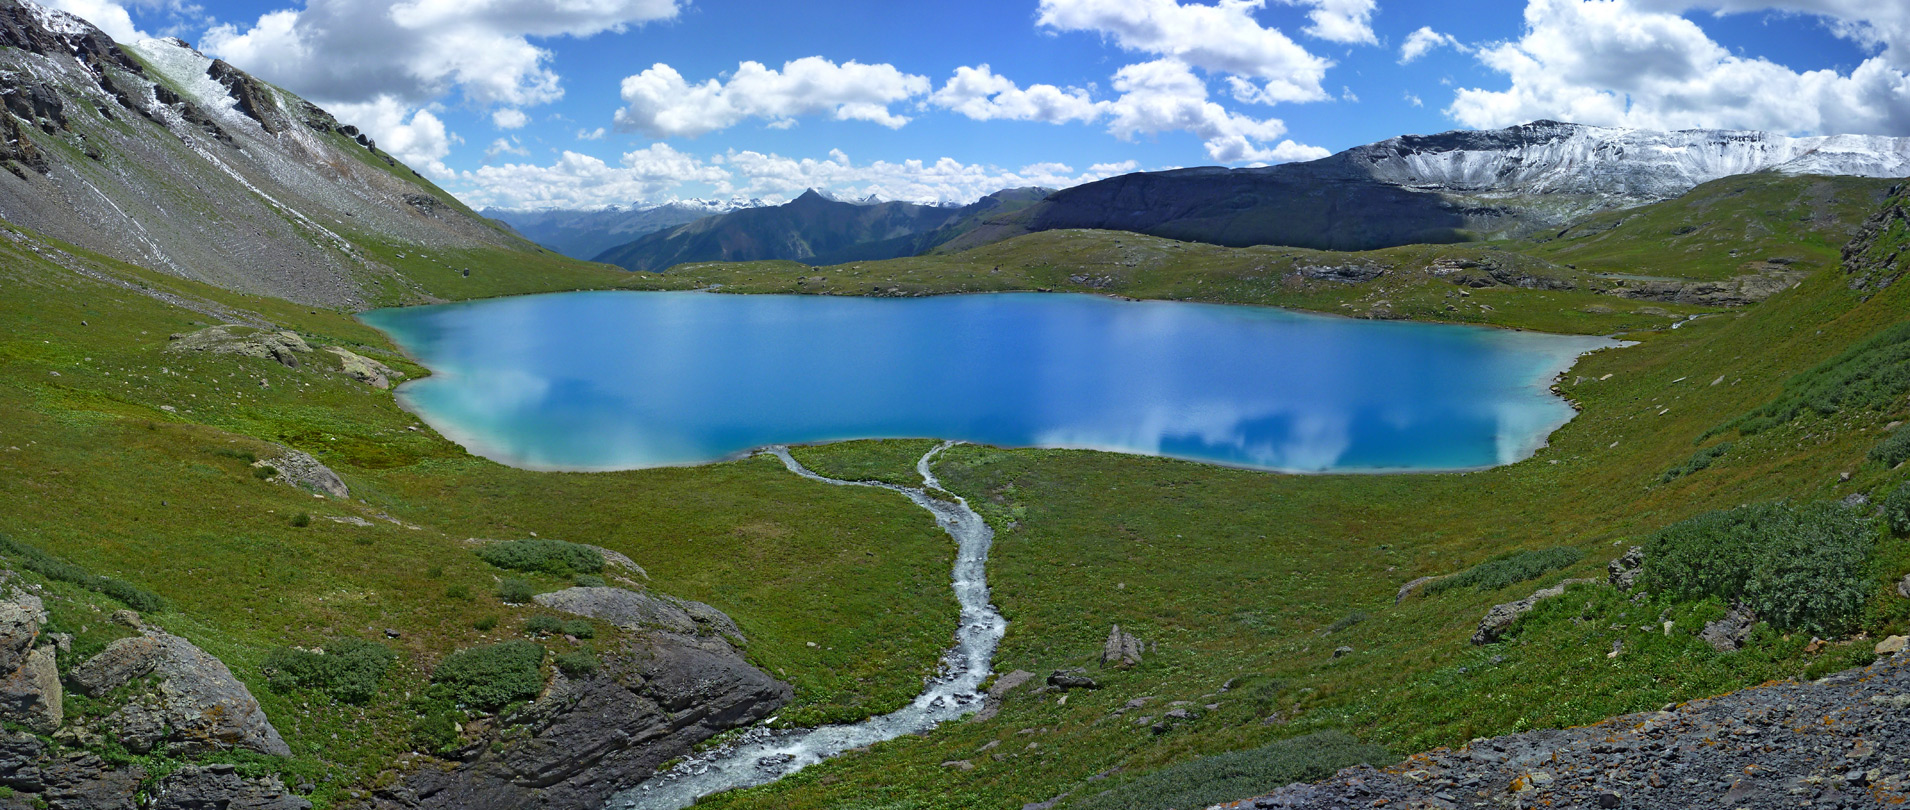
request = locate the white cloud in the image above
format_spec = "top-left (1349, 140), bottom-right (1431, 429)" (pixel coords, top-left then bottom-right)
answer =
top-left (929, 65), bottom-right (1105, 123)
top-left (1638, 1), bottom-right (1910, 68)
top-left (326, 96), bottom-right (457, 178)
top-left (456, 143), bottom-right (729, 208)
top-left (714, 149), bottom-right (1142, 203)
top-left (613, 57), bottom-right (931, 137)
top-left (1448, 0), bottom-right (1910, 135)
top-left (201, 0), bottom-right (680, 109)
top-left (577, 126), bottom-right (607, 140)
top-left (492, 108), bottom-right (529, 129)
top-left (1405, 91), bottom-right (1424, 107)
top-left (1282, 0), bottom-right (1378, 44)
top-left (1104, 59), bottom-right (1329, 163)
top-left (1036, 0), bottom-right (1332, 102)
top-left (1399, 26), bottom-right (1464, 63)
top-left (485, 136), bottom-right (529, 159)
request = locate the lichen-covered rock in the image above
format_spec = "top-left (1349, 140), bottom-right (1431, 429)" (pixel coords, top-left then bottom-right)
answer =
top-left (166, 325), bottom-right (312, 368)
top-left (1102, 624), bottom-right (1143, 669)
top-left (254, 446), bottom-right (348, 499)
top-left (534, 587), bottom-right (743, 643)
top-left (1472, 579), bottom-right (1599, 645)
top-left (324, 346), bottom-right (398, 389)
top-left (71, 632), bottom-right (290, 757)
top-left (147, 763), bottom-right (311, 810)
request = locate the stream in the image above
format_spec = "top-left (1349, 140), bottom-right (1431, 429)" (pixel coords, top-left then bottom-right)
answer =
top-left (605, 441), bottom-right (1006, 809)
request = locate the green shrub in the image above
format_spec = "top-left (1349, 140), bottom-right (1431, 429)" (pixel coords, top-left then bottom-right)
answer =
top-left (1322, 612), bottom-right (1367, 634)
top-left (475, 540), bottom-right (604, 577)
top-left (1425, 547), bottom-right (1585, 595)
top-left (523, 615), bottom-right (564, 635)
top-left (1069, 731), bottom-right (1392, 810)
top-left (444, 584), bottom-right (470, 600)
top-left (1872, 428), bottom-right (1910, 468)
top-left (497, 578), bottom-right (534, 604)
top-left (431, 641), bottom-right (545, 709)
top-left (1884, 481), bottom-right (1910, 535)
top-left (562, 619), bottom-right (594, 639)
top-left (0, 536), bottom-right (169, 614)
top-left (1661, 442), bottom-right (1732, 483)
top-left (263, 638), bottom-right (396, 704)
top-left (1714, 320), bottom-right (1910, 437)
top-left (554, 648), bottom-right (599, 678)
top-left (252, 465), bottom-right (278, 480)
top-left (572, 574), bottom-right (607, 588)
top-left (472, 615), bottom-right (498, 632)
top-left (1643, 501), bottom-right (1875, 634)
top-left (410, 709), bottom-right (460, 754)
top-left (290, 512), bottom-right (311, 528)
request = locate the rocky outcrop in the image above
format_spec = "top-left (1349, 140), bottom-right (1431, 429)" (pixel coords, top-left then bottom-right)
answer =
top-left (1602, 267), bottom-right (1807, 306)
top-left (1842, 183), bottom-right (1908, 297)
top-left (1300, 263), bottom-right (1385, 283)
top-left (147, 764), bottom-right (311, 810)
top-left (1217, 653), bottom-right (1910, 810)
top-left (206, 59), bottom-right (287, 134)
top-left (1427, 256), bottom-right (1574, 290)
top-left (971, 670), bottom-right (1036, 724)
top-left (534, 587), bottom-right (743, 644)
top-left (69, 631), bottom-right (291, 757)
top-left (1102, 625), bottom-right (1143, 669)
top-left (325, 346), bottom-right (400, 389)
top-left (1607, 546), bottom-right (1644, 591)
top-left (363, 633), bottom-right (789, 810)
top-left (1047, 669), bottom-right (1100, 690)
top-left (1395, 575), bottom-right (1439, 604)
top-left (166, 325), bottom-right (313, 368)
top-left (255, 446), bottom-right (348, 499)
top-left (1699, 602), bottom-right (1759, 653)
top-left (1472, 579), bottom-right (1598, 645)
top-left (0, 591), bottom-right (57, 731)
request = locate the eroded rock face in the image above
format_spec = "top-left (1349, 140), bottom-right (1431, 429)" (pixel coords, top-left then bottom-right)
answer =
top-left (1473, 579), bottom-right (1599, 645)
top-left (70, 631), bottom-right (291, 757)
top-left (364, 634), bottom-right (789, 810)
top-left (147, 764), bottom-right (311, 810)
top-left (1843, 183), bottom-right (1908, 297)
top-left (534, 587), bottom-right (743, 643)
top-left (166, 325), bottom-right (313, 368)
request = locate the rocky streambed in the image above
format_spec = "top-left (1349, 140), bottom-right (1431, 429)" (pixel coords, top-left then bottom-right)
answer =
top-left (1219, 650), bottom-right (1910, 809)
top-left (607, 442), bottom-right (1006, 809)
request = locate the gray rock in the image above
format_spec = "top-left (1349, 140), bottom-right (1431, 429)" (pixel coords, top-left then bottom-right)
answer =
top-left (1897, 573), bottom-right (1910, 600)
top-left (37, 753), bottom-right (142, 810)
top-left (364, 633), bottom-right (789, 810)
top-left (1473, 579), bottom-right (1599, 645)
top-left (324, 346), bottom-right (398, 389)
top-left (0, 648), bottom-right (60, 732)
top-left (1395, 575), bottom-right (1439, 604)
top-left (74, 632), bottom-right (290, 756)
top-left (971, 670), bottom-right (1037, 723)
top-left (1333, 646), bottom-right (1354, 658)
top-left (0, 591), bottom-right (46, 674)
top-left (1607, 546), bottom-right (1644, 591)
top-left (146, 764), bottom-right (311, 810)
top-left (1700, 602), bottom-right (1759, 653)
top-left (533, 587), bottom-right (743, 643)
top-left (1047, 669), bottom-right (1099, 690)
top-left (165, 325), bottom-right (312, 368)
top-left (255, 446), bottom-right (348, 499)
top-left (1101, 624), bottom-right (1143, 669)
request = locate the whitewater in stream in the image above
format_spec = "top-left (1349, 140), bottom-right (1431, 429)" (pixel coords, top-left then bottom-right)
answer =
top-left (605, 442), bottom-right (1006, 809)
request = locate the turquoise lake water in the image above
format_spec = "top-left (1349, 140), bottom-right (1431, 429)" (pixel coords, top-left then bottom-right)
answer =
top-left (360, 291), bottom-right (1617, 473)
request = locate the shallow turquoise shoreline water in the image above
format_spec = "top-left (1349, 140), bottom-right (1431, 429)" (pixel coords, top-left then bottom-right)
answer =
top-left (362, 291), bottom-right (1616, 473)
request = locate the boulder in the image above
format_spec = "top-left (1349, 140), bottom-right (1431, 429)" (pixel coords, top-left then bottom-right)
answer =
top-left (1898, 574), bottom-right (1910, 600)
top-left (255, 447), bottom-right (348, 499)
top-left (1472, 579), bottom-right (1598, 645)
top-left (36, 753), bottom-right (143, 810)
top-left (1700, 602), bottom-right (1759, 653)
top-left (324, 346), bottom-right (398, 389)
top-left (0, 648), bottom-right (60, 732)
top-left (971, 669), bottom-right (1036, 724)
top-left (0, 591), bottom-right (45, 675)
top-left (1101, 625), bottom-right (1143, 669)
top-left (165, 325), bottom-right (312, 369)
top-left (1875, 636), bottom-right (1907, 656)
top-left (1607, 547), bottom-right (1644, 591)
top-left (534, 587), bottom-right (743, 643)
top-left (72, 632), bottom-right (290, 757)
top-left (145, 764), bottom-right (310, 810)
top-left (1047, 669), bottom-right (1099, 690)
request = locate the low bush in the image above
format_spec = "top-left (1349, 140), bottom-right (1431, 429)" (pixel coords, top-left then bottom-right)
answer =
top-left (472, 615), bottom-right (497, 632)
top-left (554, 648), bottom-right (599, 678)
top-left (572, 574), bottom-right (607, 588)
top-left (1884, 481), bottom-right (1910, 535)
top-left (1661, 442), bottom-right (1732, 483)
top-left (497, 578), bottom-right (534, 604)
top-left (1714, 320), bottom-right (1910, 437)
top-left (1643, 501), bottom-right (1875, 634)
top-left (444, 584), bottom-right (470, 600)
top-left (1872, 428), bottom-right (1910, 469)
top-left (290, 512), bottom-right (311, 528)
top-left (1425, 547), bottom-right (1585, 596)
top-left (563, 619), bottom-right (594, 639)
top-left (0, 536), bottom-right (168, 614)
top-left (475, 539), bottom-right (604, 578)
top-left (263, 638), bottom-right (397, 704)
top-left (1068, 731), bottom-right (1392, 810)
top-left (524, 615), bottom-right (564, 635)
top-left (1322, 612), bottom-right (1367, 634)
top-left (251, 465), bottom-right (277, 480)
top-left (431, 641), bottom-right (545, 709)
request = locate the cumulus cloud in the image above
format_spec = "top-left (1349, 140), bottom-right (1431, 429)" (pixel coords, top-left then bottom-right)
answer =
top-left (492, 108), bottom-right (529, 129)
top-left (326, 96), bottom-right (458, 178)
top-left (928, 65), bottom-right (1105, 123)
top-left (485, 136), bottom-right (529, 159)
top-left (1642, 1), bottom-right (1910, 68)
top-left (1282, 0), bottom-right (1378, 44)
top-left (1399, 26), bottom-right (1464, 63)
top-left (1104, 59), bottom-right (1329, 163)
top-left (1036, 0), bottom-right (1332, 102)
top-left (577, 126), bottom-right (607, 140)
top-left (613, 58), bottom-right (931, 137)
top-left (202, 0), bottom-right (680, 109)
top-left (1449, 0), bottom-right (1910, 135)
top-left (456, 143), bottom-right (729, 208)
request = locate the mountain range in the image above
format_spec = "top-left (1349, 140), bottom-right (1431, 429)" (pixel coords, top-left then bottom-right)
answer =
top-left (483, 198), bottom-right (769, 261)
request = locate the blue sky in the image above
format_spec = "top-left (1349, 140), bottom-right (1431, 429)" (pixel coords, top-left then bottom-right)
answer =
top-left (51, 0), bottom-right (1910, 208)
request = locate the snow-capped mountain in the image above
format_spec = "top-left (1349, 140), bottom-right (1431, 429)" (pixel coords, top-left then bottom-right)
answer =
top-left (484, 198), bottom-right (771, 260)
